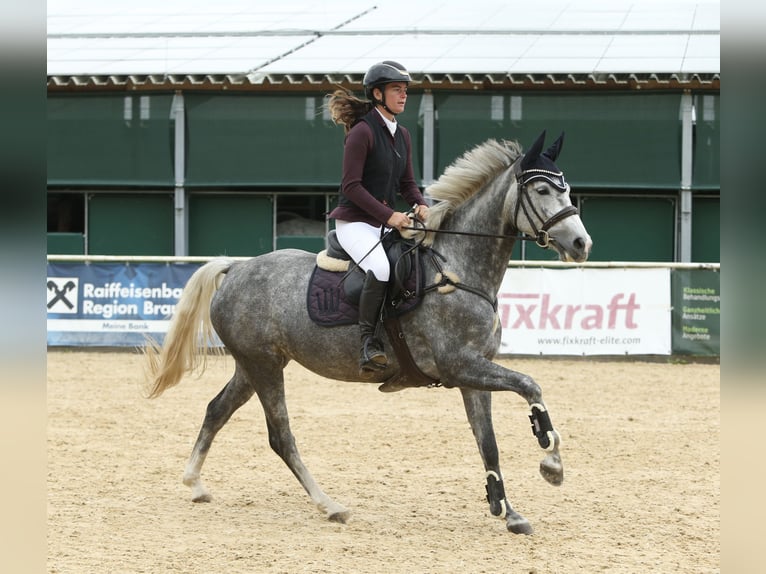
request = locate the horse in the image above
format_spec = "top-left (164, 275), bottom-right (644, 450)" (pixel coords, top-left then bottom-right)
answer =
top-left (144, 130), bottom-right (592, 534)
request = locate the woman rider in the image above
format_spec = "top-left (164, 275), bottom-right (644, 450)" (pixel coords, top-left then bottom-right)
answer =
top-left (326, 61), bottom-right (429, 376)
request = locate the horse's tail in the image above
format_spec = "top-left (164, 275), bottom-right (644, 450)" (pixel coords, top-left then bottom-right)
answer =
top-left (144, 258), bottom-right (235, 399)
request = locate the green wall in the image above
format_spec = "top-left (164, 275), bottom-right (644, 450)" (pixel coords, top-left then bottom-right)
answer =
top-left (185, 94), bottom-right (342, 186)
top-left (693, 94), bottom-right (720, 190)
top-left (580, 196), bottom-right (676, 262)
top-left (183, 92), bottom-right (423, 186)
top-left (88, 194), bottom-right (174, 255)
top-left (47, 90), bottom-right (719, 261)
top-left (47, 232), bottom-right (84, 255)
top-left (188, 194), bottom-right (274, 257)
top-left (692, 196), bottom-right (720, 262)
top-left (434, 92), bottom-right (684, 189)
top-left (48, 94), bottom-right (175, 186)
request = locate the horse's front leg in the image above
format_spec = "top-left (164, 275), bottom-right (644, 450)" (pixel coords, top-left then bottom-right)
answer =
top-left (460, 388), bottom-right (533, 534)
top-left (447, 355), bottom-right (565, 488)
top-left (529, 402), bottom-right (564, 486)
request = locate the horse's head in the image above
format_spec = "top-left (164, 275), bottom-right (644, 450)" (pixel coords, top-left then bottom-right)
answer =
top-left (512, 131), bottom-right (592, 262)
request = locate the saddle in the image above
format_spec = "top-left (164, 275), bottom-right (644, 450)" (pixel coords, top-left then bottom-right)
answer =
top-left (307, 229), bottom-right (447, 391)
top-left (307, 229), bottom-right (425, 326)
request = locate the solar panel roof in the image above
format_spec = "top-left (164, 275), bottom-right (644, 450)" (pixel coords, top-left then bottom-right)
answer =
top-left (47, 0), bottom-right (720, 87)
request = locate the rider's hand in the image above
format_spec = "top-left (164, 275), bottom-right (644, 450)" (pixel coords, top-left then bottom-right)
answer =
top-left (414, 204), bottom-right (429, 221)
top-left (387, 211), bottom-right (411, 231)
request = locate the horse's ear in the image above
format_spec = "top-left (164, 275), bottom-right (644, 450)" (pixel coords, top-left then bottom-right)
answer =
top-left (544, 132), bottom-right (565, 161)
top-left (521, 130), bottom-right (546, 170)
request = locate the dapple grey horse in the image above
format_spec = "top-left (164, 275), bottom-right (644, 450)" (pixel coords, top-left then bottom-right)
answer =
top-left (145, 131), bottom-right (592, 534)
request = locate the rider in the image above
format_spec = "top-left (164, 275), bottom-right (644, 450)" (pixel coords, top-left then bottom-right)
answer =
top-left (326, 61), bottom-right (429, 376)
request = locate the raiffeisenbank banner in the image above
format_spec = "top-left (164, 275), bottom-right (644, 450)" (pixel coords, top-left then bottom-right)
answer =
top-left (47, 262), bottom-right (199, 346)
top-left (497, 267), bottom-right (671, 355)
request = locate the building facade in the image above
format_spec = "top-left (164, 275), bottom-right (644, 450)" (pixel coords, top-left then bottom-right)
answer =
top-left (47, 1), bottom-right (720, 262)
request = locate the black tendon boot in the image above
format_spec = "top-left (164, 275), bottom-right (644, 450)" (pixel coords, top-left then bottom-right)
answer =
top-left (358, 270), bottom-right (388, 374)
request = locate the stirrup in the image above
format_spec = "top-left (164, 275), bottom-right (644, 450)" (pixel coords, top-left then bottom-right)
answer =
top-left (360, 338), bottom-right (388, 371)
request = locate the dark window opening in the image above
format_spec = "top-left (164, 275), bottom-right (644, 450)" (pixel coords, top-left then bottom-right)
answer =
top-left (276, 194), bottom-right (326, 237)
top-left (48, 193), bottom-right (85, 233)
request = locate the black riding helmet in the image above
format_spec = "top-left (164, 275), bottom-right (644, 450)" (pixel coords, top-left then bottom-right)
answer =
top-left (363, 61), bottom-right (411, 115)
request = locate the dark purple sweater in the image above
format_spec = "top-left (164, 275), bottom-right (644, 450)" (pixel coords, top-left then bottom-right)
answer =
top-left (329, 110), bottom-right (426, 227)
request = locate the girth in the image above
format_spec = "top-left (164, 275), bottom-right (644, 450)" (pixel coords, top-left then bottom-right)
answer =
top-left (380, 315), bottom-right (442, 392)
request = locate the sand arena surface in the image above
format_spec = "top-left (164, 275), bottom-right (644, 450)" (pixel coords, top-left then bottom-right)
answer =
top-left (47, 351), bottom-right (719, 573)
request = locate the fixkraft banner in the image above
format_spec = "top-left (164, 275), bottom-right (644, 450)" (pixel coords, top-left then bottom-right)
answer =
top-left (497, 268), bottom-right (672, 355)
top-left (47, 262), bottom-right (200, 346)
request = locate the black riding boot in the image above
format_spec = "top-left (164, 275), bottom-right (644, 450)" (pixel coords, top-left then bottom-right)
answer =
top-left (358, 270), bottom-right (388, 373)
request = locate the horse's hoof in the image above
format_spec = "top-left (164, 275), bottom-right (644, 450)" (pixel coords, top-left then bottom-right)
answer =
top-left (328, 509), bottom-right (351, 523)
top-left (185, 478), bottom-right (213, 502)
top-left (540, 452), bottom-right (564, 486)
top-left (378, 381), bottom-right (407, 393)
top-left (506, 515), bottom-right (534, 535)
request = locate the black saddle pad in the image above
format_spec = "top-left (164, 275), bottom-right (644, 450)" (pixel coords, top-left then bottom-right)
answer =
top-left (307, 259), bottom-right (424, 327)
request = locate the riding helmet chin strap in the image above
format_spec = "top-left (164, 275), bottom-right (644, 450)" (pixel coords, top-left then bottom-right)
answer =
top-left (374, 85), bottom-right (397, 117)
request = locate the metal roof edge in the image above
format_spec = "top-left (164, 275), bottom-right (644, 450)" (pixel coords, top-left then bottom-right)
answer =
top-left (47, 72), bottom-right (720, 92)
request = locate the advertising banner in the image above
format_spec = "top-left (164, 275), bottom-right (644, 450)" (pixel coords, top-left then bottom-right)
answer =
top-left (497, 268), bottom-right (672, 355)
top-left (47, 262), bottom-right (200, 346)
top-left (47, 262), bottom-right (715, 356)
top-left (671, 268), bottom-right (720, 355)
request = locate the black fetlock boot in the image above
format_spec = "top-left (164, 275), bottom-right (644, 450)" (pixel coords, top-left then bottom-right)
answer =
top-left (358, 270), bottom-right (388, 374)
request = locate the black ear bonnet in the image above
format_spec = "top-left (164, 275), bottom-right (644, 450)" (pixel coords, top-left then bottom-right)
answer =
top-left (517, 131), bottom-right (568, 192)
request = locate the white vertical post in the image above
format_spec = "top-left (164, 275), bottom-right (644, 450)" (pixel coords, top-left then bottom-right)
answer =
top-left (172, 92), bottom-right (187, 256)
top-left (679, 92), bottom-right (694, 262)
top-left (421, 91), bottom-right (435, 187)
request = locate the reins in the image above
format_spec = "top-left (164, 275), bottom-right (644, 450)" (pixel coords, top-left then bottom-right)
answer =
top-left (401, 223), bottom-right (548, 246)
top-left (393, 160), bottom-right (580, 311)
top-left (402, 157), bottom-right (580, 249)
top-left (338, 158), bottom-right (581, 311)
top-left (385, 219), bottom-right (499, 312)
top-left (402, 199), bottom-right (578, 249)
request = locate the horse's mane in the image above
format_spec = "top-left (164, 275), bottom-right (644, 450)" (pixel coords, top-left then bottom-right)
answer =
top-left (422, 139), bottom-right (522, 245)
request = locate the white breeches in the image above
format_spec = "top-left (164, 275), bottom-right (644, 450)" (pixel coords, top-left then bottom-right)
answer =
top-left (334, 220), bottom-right (390, 282)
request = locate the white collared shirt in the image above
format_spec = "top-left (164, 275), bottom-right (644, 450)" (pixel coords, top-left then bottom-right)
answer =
top-left (375, 108), bottom-right (398, 137)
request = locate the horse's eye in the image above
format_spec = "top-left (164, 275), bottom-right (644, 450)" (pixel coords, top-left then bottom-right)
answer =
top-left (535, 187), bottom-right (550, 196)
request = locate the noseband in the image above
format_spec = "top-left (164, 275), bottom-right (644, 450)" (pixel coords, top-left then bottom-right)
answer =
top-left (511, 159), bottom-right (579, 248)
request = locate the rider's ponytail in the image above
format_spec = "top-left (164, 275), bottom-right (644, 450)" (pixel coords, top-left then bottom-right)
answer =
top-left (325, 88), bottom-right (373, 134)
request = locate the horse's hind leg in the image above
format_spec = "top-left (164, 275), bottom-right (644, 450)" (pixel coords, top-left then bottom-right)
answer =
top-left (183, 368), bottom-right (256, 502)
top-left (251, 362), bottom-right (351, 523)
top-left (460, 388), bottom-right (533, 534)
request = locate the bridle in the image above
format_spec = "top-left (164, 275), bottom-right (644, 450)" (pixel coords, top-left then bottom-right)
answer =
top-left (511, 159), bottom-right (579, 249)
top-left (388, 155), bottom-right (581, 335)
top-left (403, 158), bottom-right (580, 249)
